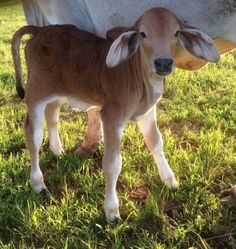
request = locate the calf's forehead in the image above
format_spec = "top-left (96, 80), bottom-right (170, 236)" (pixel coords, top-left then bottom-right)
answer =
top-left (136, 8), bottom-right (180, 34)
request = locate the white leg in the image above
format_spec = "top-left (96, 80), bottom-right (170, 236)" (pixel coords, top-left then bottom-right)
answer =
top-left (103, 151), bottom-right (122, 222)
top-left (25, 102), bottom-right (47, 192)
top-left (45, 101), bottom-right (64, 156)
top-left (102, 110), bottom-right (124, 222)
top-left (137, 106), bottom-right (178, 188)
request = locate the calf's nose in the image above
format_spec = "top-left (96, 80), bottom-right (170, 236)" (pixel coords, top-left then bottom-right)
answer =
top-left (154, 58), bottom-right (174, 76)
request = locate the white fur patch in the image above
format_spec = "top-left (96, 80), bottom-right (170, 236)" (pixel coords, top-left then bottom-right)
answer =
top-left (48, 127), bottom-right (64, 156)
top-left (103, 153), bottom-right (122, 221)
top-left (30, 168), bottom-right (46, 193)
top-left (150, 78), bottom-right (164, 95)
top-left (67, 97), bottom-right (92, 111)
top-left (117, 126), bottom-right (123, 139)
top-left (104, 193), bottom-right (120, 221)
top-left (33, 101), bottom-right (47, 147)
top-left (33, 129), bottom-right (43, 148)
top-left (137, 106), bottom-right (156, 134)
top-left (35, 95), bottom-right (92, 112)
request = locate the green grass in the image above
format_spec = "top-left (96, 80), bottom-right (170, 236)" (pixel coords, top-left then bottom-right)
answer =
top-left (0, 1), bottom-right (236, 248)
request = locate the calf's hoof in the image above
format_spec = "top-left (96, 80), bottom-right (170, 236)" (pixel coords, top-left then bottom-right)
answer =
top-left (105, 208), bottom-right (121, 223)
top-left (30, 171), bottom-right (47, 193)
top-left (74, 145), bottom-right (97, 158)
top-left (104, 198), bottom-right (121, 223)
top-left (162, 173), bottom-right (178, 189)
top-left (50, 144), bottom-right (64, 156)
top-left (221, 186), bottom-right (236, 206)
top-left (31, 180), bottom-right (47, 193)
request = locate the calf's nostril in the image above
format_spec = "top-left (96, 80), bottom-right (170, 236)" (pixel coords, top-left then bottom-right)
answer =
top-left (167, 59), bottom-right (173, 66)
top-left (154, 58), bottom-right (173, 72)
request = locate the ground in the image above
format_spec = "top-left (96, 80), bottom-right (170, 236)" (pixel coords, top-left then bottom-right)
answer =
top-left (0, 0), bottom-right (236, 248)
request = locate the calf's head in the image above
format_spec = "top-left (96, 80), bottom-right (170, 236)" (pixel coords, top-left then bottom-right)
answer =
top-left (106, 8), bottom-right (220, 76)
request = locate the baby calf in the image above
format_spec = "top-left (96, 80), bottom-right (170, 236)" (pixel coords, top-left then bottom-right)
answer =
top-left (12, 8), bottom-right (219, 222)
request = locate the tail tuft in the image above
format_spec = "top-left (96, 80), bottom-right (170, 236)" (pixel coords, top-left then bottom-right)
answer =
top-left (11, 25), bottom-right (41, 100)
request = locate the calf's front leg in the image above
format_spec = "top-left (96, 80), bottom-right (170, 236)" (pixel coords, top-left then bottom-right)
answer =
top-left (137, 106), bottom-right (178, 188)
top-left (101, 109), bottom-right (124, 222)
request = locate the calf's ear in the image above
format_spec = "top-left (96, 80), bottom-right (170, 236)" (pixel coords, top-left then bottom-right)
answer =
top-left (106, 30), bottom-right (139, 68)
top-left (179, 27), bottom-right (220, 62)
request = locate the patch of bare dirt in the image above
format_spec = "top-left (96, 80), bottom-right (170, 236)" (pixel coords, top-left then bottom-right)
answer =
top-left (129, 186), bottom-right (149, 201)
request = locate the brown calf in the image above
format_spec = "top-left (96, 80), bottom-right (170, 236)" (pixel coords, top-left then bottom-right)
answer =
top-left (12, 8), bottom-right (219, 222)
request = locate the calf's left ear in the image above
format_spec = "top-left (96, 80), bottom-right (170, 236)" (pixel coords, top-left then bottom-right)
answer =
top-left (106, 30), bottom-right (139, 68)
top-left (179, 27), bottom-right (220, 62)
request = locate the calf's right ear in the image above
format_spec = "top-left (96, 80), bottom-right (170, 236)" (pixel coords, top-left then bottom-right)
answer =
top-left (106, 30), bottom-right (139, 68)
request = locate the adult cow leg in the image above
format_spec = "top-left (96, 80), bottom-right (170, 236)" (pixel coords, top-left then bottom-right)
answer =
top-left (101, 106), bottom-right (124, 222)
top-left (137, 106), bottom-right (178, 188)
top-left (74, 107), bottom-right (103, 157)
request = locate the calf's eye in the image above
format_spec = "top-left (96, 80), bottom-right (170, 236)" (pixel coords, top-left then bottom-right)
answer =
top-left (175, 30), bottom-right (180, 37)
top-left (140, 32), bottom-right (147, 38)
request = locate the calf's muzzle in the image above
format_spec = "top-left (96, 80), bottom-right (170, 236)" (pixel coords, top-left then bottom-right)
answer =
top-left (154, 58), bottom-right (174, 76)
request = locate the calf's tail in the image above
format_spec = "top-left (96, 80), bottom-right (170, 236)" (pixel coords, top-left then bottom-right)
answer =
top-left (11, 25), bottom-right (41, 99)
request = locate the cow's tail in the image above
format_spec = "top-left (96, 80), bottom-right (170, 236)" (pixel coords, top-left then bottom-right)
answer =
top-left (11, 25), bottom-right (41, 99)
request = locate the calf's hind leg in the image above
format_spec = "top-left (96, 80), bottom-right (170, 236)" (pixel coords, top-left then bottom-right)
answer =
top-left (45, 100), bottom-right (64, 156)
top-left (25, 102), bottom-right (46, 193)
top-left (74, 107), bottom-right (103, 157)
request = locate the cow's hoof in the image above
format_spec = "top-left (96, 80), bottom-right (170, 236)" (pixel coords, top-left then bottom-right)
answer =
top-left (221, 186), bottom-right (236, 206)
top-left (73, 146), bottom-right (94, 158)
top-left (50, 144), bottom-right (64, 156)
top-left (163, 176), bottom-right (178, 189)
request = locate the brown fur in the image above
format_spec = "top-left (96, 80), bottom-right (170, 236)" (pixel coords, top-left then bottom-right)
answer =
top-left (14, 25), bottom-right (154, 126)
